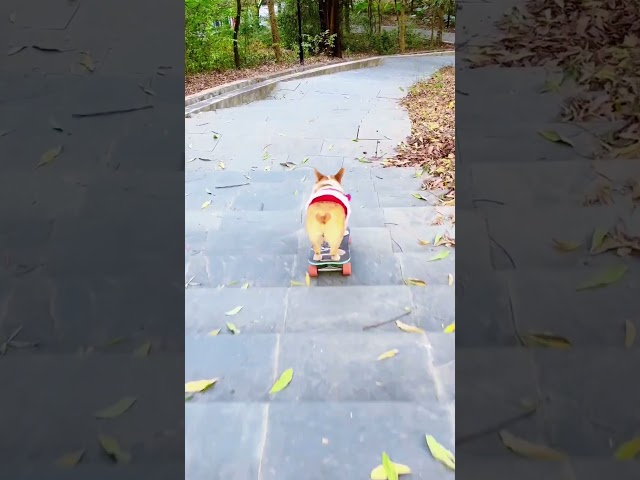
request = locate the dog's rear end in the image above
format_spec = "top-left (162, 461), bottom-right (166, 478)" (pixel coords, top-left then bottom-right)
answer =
top-left (306, 168), bottom-right (347, 261)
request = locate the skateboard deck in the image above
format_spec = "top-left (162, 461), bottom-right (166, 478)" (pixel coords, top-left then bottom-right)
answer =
top-left (308, 229), bottom-right (351, 273)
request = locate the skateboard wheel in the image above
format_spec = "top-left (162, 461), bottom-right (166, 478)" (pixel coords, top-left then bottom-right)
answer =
top-left (308, 265), bottom-right (319, 277)
top-left (342, 262), bottom-right (352, 276)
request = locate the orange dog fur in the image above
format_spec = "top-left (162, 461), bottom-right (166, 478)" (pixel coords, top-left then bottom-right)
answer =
top-left (305, 168), bottom-right (348, 261)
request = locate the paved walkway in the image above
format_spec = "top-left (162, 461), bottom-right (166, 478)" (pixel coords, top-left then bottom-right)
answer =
top-left (185, 55), bottom-right (455, 479)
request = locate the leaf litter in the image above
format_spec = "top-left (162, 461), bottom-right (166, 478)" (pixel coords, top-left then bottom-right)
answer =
top-left (385, 66), bottom-right (455, 203)
top-left (425, 435), bottom-right (455, 470)
top-left (269, 368), bottom-right (293, 394)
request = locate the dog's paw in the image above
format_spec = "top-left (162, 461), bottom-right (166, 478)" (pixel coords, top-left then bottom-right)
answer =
top-left (331, 255), bottom-right (340, 261)
top-left (313, 253), bottom-right (322, 261)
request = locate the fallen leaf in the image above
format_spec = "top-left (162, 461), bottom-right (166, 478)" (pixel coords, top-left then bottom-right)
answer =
top-left (381, 452), bottom-right (398, 480)
top-left (37, 145), bottom-right (63, 168)
top-left (429, 250), bottom-right (450, 261)
top-left (370, 462), bottom-right (411, 480)
top-left (290, 280), bottom-right (304, 286)
top-left (98, 435), bottom-right (131, 463)
top-left (552, 238), bottom-right (581, 252)
top-left (395, 320), bottom-right (424, 334)
top-left (433, 233), bottom-right (442, 245)
top-left (523, 332), bottom-right (571, 349)
top-left (425, 435), bottom-right (455, 470)
top-left (417, 239), bottom-right (430, 245)
top-left (218, 161), bottom-right (226, 169)
top-left (405, 278), bottom-right (426, 286)
top-left (200, 200), bottom-right (212, 209)
top-left (576, 265), bottom-right (628, 290)
top-left (280, 161), bottom-right (297, 170)
top-left (448, 273), bottom-right (454, 285)
top-left (624, 320), bottom-right (636, 348)
top-left (499, 430), bottom-right (566, 460)
top-left (327, 144), bottom-right (334, 150)
top-left (185, 378), bottom-right (218, 393)
top-left (95, 396), bottom-right (137, 419)
top-left (226, 322), bottom-right (239, 334)
top-left (55, 449), bottom-right (85, 467)
top-left (50, 117), bottom-right (64, 132)
top-left (590, 228), bottom-right (608, 253)
top-left (79, 52), bottom-right (95, 72)
top-left (377, 349), bottom-right (399, 360)
top-left (412, 193), bottom-right (428, 201)
top-left (444, 322), bottom-right (455, 333)
top-left (133, 342), bottom-right (151, 357)
top-left (208, 328), bottom-right (221, 336)
top-left (269, 368), bottom-right (293, 394)
top-left (241, 282), bottom-right (249, 289)
top-left (614, 437), bottom-right (640, 460)
top-left (225, 306), bottom-right (243, 316)
top-left (358, 156), bottom-right (372, 163)
top-left (301, 157), bottom-right (309, 164)
top-left (538, 130), bottom-right (573, 147)
top-left (305, 272), bottom-right (311, 287)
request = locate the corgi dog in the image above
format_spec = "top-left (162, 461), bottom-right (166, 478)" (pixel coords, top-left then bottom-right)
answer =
top-left (305, 168), bottom-right (352, 261)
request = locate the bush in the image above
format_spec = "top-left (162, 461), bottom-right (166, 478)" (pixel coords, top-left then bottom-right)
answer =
top-left (278, 0), bottom-right (321, 50)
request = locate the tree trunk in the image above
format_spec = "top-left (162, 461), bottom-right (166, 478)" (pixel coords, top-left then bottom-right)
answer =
top-left (398, 0), bottom-right (406, 53)
top-left (319, 0), bottom-right (342, 57)
top-left (377, 0), bottom-right (382, 34)
top-left (267, 0), bottom-right (282, 61)
top-left (319, 0), bottom-right (327, 32)
top-left (233, 0), bottom-right (241, 68)
top-left (436, 6), bottom-right (444, 44)
top-left (256, 2), bottom-right (261, 29)
top-left (367, 0), bottom-right (373, 34)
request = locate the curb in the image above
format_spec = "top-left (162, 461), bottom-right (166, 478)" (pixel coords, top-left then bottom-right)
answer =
top-left (185, 50), bottom-right (454, 117)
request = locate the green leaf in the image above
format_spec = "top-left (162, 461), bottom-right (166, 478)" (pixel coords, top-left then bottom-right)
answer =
top-left (225, 306), bottom-right (243, 316)
top-left (269, 368), bottom-right (293, 394)
top-left (370, 462), bottom-right (411, 479)
top-left (538, 130), bottom-right (574, 147)
top-left (429, 250), bottom-right (450, 261)
top-left (576, 265), bottom-right (628, 290)
top-left (301, 157), bottom-right (309, 164)
top-left (37, 145), bottom-right (63, 167)
top-left (412, 193), bottom-right (428, 201)
top-left (590, 227), bottom-right (607, 253)
top-left (382, 452), bottom-right (398, 480)
top-left (185, 378), bottom-right (218, 393)
top-left (614, 437), bottom-right (640, 460)
top-left (426, 435), bottom-right (455, 470)
top-left (95, 396), bottom-right (137, 419)
top-left (241, 282), bottom-right (249, 289)
top-left (98, 435), bottom-right (131, 463)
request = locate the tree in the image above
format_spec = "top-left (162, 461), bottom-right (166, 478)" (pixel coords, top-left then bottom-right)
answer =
top-left (233, 0), bottom-right (242, 68)
top-left (267, 0), bottom-right (283, 61)
top-left (397, 0), bottom-right (406, 53)
top-left (318, 0), bottom-right (342, 57)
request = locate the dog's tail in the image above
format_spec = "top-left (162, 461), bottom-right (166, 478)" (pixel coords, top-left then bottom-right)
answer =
top-left (315, 212), bottom-right (331, 224)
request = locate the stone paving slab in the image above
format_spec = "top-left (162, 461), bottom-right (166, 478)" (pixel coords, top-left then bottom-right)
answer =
top-left (186, 402), bottom-right (265, 480)
top-left (185, 287), bottom-right (288, 334)
top-left (261, 401), bottom-right (454, 480)
top-left (396, 252), bottom-right (456, 286)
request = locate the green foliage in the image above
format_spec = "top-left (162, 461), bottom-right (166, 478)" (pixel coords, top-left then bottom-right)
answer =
top-left (278, 0), bottom-right (321, 50)
top-left (302, 30), bottom-right (337, 56)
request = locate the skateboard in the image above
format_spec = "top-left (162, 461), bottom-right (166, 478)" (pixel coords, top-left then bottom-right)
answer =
top-left (307, 229), bottom-right (352, 277)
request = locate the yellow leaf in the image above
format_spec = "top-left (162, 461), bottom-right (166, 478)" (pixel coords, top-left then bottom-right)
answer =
top-left (425, 435), bottom-right (455, 470)
top-left (538, 129), bottom-right (574, 147)
top-left (577, 265), bottom-right (628, 290)
top-left (201, 200), bottom-right (212, 209)
top-left (38, 145), bottom-right (63, 167)
top-left (218, 161), bottom-right (226, 169)
top-left (94, 396), bottom-right (137, 418)
top-left (54, 449), bottom-right (85, 468)
top-left (395, 320), bottom-right (424, 334)
top-left (225, 306), bottom-right (243, 316)
top-left (625, 320), bottom-right (636, 348)
top-left (226, 321), bottom-right (239, 334)
top-left (433, 233), bottom-right (442, 245)
top-left (98, 435), bottom-right (131, 463)
top-left (551, 238), bottom-right (581, 252)
top-left (522, 332), bottom-right (571, 349)
top-left (269, 368), bottom-right (293, 394)
top-left (429, 250), bottom-right (450, 261)
top-left (377, 349), bottom-right (399, 360)
top-left (405, 278), bottom-right (427, 286)
top-left (417, 239), bottom-right (430, 245)
top-left (241, 282), bottom-right (249, 289)
top-left (305, 272), bottom-right (310, 287)
top-left (614, 437), bottom-right (640, 460)
top-left (134, 342), bottom-right (151, 357)
top-left (370, 462), bottom-right (412, 480)
top-left (448, 273), bottom-right (454, 286)
top-left (499, 430), bottom-right (566, 460)
top-left (208, 328), bottom-right (221, 336)
top-left (290, 280), bottom-right (304, 286)
top-left (185, 378), bottom-right (218, 393)
top-left (444, 322), bottom-right (455, 333)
